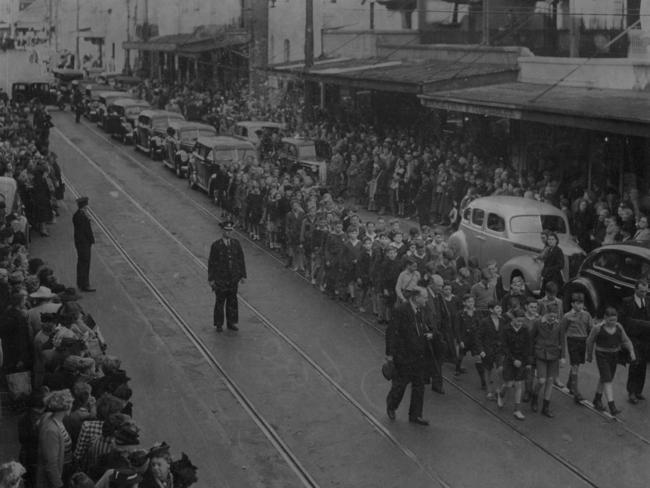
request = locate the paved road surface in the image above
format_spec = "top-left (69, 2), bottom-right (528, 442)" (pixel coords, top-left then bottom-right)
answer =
top-left (36, 109), bottom-right (650, 488)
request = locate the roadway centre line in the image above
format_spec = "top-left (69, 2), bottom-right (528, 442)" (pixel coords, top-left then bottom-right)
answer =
top-left (54, 127), bottom-right (453, 488)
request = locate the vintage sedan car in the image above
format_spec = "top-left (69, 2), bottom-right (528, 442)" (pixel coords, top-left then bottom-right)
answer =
top-left (104, 98), bottom-right (151, 142)
top-left (83, 83), bottom-right (114, 120)
top-left (162, 121), bottom-right (216, 177)
top-left (95, 91), bottom-right (134, 127)
top-left (233, 120), bottom-right (285, 148)
top-left (278, 137), bottom-right (330, 186)
top-left (563, 241), bottom-right (650, 316)
top-left (187, 136), bottom-right (257, 195)
top-left (11, 80), bottom-right (57, 105)
top-left (447, 196), bottom-right (585, 294)
top-left (133, 110), bottom-right (185, 158)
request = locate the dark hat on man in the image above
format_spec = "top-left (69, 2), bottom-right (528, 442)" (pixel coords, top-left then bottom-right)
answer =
top-left (109, 468), bottom-right (142, 488)
top-left (58, 287), bottom-right (82, 302)
top-left (76, 196), bottom-right (89, 208)
top-left (219, 220), bottom-right (234, 231)
top-left (127, 449), bottom-right (150, 468)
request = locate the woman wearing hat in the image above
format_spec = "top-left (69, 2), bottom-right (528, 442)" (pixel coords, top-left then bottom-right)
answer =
top-left (36, 389), bottom-right (74, 488)
top-left (141, 443), bottom-right (173, 488)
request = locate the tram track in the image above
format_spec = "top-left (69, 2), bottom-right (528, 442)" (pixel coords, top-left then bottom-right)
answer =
top-left (53, 116), bottom-right (645, 487)
top-left (55, 125), bottom-right (453, 488)
top-left (72, 117), bottom-right (650, 447)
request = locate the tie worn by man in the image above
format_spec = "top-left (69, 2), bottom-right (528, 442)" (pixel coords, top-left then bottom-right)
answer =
top-left (208, 220), bottom-right (247, 332)
top-left (622, 279), bottom-right (650, 404)
top-left (385, 286), bottom-right (435, 425)
top-left (72, 196), bottom-right (96, 292)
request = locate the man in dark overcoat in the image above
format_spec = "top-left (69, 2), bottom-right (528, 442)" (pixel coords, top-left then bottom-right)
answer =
top-left (622, 279), bottom-right (650, 404)
top-left (385, 286), bottom-right (434, 425)
top-left (72, 196), bottom-right (95, 292)
top-left (208, 220), bottom-right (246, 332)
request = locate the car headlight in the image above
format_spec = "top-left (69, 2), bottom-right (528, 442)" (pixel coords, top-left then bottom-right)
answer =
top-left (179, 150), bottom-right (188, 162)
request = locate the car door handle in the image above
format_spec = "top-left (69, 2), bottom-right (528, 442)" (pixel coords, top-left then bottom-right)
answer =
top-left (476, 235), bottom-right (486, 241)
top-left (613, 285), bottom-right (622, 290)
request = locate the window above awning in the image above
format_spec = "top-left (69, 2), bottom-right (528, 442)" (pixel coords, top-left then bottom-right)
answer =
top-left (267, 57), bottom-right (518, 94)
top-left (419, 82), bottom-right (650, 137)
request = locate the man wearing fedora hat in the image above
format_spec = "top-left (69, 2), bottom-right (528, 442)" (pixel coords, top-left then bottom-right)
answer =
top-left (208, 220), bottom-right (246, 332)
top-left (73, 196), bottom-right (95, 292)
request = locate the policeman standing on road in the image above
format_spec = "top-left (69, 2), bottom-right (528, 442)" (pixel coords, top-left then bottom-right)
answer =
top-left (385, 286), bottom-right (434, 426)
top-left (73, 196), bottom-right (95, 292)
top-left (622, 279), bottom-right (650, 404)
top-left (72, 82), bottom-right (83, 123)
top-left (208, 220), bottom-right (246, 332)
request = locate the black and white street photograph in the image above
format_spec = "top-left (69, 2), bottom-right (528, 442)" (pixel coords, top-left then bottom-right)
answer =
top-left (1, 0), bottom-right (650, 487)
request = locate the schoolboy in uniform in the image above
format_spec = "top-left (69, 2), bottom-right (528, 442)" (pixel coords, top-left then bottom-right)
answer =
top-left (560, 292), bottom-right (594, 403)
top-left (497, 312), bottom-right (532, 420)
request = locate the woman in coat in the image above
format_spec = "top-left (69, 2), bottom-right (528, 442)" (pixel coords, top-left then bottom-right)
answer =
top-left (36, 389), bottom-right (74, 488)
top-left (541, 232), bottom-right (565, 291)
top-left (0, 291), bottom-right (32, 374)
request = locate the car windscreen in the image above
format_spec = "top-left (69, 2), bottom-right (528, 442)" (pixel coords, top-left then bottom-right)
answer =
top-left (107, 106), bottom-right (124, 116)
top-left (124, 106), bottom-right (146, 117)
top-left (180, 128), bottom-right (215, 142)
top-left (212, 147), bottom-right (256, 163)
top-left (510, 215), bottom-right (567, 234)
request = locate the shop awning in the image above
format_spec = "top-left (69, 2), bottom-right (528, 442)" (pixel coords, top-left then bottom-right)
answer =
top-left (267, 57), bottom-right (518, 94)
top-left (419, 82), bottom-right (650, 137)
top-left (123, 27), bottom-right (249, 54)
top-left (123, 33), bottom-right (195, 52)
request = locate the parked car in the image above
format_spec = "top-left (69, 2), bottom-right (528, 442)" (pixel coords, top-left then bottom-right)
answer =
top-left (278, 137), bottom-right (330, 186)
top-left (563, 241), bottom-right (650, 316)
top-left (83, 83), bottom-right (117, 121)
top-left (187, 136), bottom-right (257, 195)
top-left (103, 98), bottom-right (151, 142)
top-left (162, 121), bottom-right (216, 177)
top-left (11, 80), bottom-right (57, 105)
top-left (95, 91), bottom-right (133, 127)
top-left (233, 120), bottom-right (285, 148)
top-left (133, 110), bottom-right (185, 158)
top-left (447, 196), bottom-right (585, 294)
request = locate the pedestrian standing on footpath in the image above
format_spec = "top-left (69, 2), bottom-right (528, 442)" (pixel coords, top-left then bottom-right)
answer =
top-left (587, 307), bottom-right (636, 415)
top-left (72, 197), bottom-right (95, 292)
top-left (385, 286), bottom-right (434, 426)
top-left (621, 279), bottom-right (650, 405)
top-left (208, 220), bottom-right (246, 332)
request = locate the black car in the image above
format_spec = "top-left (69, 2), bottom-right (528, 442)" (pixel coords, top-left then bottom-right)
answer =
top-left (162, 120), bottom-right (216, 177)
top-left (563, 241), bottom-right (650, 316)
top-left (134, 110), bottom-right (185, 159)
top-left (11, 80), bottom-right (57, 105)
top-left (104, 98), bottom-right (151, 142)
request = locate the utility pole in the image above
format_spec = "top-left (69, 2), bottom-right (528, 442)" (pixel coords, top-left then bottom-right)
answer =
top-left (369, 0), bottom-right (375, 30)
top-left (75, 0), bottom-right (80, 69)
top-left (303, 0), bottom-right (314, 120)
top-left (54, 0), bottom-right (59, 51)
top-left (124, 0), bottom-right (131, 73)
top-left (47, 0), bottom-right (53, 47)
top-left (482, 0), bottom-right (490, 45)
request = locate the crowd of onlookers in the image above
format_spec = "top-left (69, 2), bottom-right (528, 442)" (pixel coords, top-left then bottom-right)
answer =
top-left (0, 99), bottom-right (198, 488)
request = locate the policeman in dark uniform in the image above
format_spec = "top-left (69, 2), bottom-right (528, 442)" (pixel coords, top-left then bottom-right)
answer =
top-left (72, 83), bottom-right (84, 123)
top-left (72, 196), bottom-right (95, 292)
top-left (208, 221), bottom-right (246, 332)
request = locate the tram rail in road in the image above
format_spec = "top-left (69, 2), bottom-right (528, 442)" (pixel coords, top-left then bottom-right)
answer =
top-left (55, 126), bottom-right (453, 488)
top-left (54, 117), bottom-right (643, 488)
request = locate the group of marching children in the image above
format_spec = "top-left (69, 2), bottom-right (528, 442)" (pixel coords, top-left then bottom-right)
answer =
top-left (462, 275), bottom-right (637, 420)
